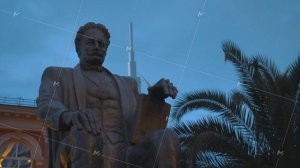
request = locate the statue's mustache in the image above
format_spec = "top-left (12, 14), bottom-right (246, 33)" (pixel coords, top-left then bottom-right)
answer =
top-left (87, 51), bottom-right (105, 56)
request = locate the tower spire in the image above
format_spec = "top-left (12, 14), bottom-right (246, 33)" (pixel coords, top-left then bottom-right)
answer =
top-left (127, 22), bottom-right (141, 91)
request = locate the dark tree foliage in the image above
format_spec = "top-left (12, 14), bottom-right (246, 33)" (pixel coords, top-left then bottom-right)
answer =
top-left (172, 41), bottom-right (300, 168)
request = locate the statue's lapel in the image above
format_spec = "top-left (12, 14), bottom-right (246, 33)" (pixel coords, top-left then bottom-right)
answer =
top-left (73, 64), bottom-right (86, 111)
top-left (105, 68), bottom-right (133, 141)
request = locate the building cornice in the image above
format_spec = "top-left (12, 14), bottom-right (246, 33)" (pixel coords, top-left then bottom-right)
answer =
top-left (0, 104), bottom-right (36, 119)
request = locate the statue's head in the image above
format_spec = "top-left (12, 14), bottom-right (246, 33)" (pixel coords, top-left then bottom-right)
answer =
top-left (75, 22), bottom-right (110, 67)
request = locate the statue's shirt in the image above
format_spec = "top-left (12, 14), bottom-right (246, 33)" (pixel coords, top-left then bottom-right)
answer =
top-left (82, 69), bottom-right (125, 167)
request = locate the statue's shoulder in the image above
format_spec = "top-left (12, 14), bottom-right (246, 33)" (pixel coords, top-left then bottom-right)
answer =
top-left (41, 66), bottom-right (74, 78)
top-left (114, 75), bottom-right (137, 85)
top-left (115, 75), bottom-right (138, 92)
top-left (103, 68), bottom-right (136, 85)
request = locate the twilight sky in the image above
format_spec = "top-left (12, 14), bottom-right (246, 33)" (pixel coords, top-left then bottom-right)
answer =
top-left (1, 0), bottom-right (300, 121)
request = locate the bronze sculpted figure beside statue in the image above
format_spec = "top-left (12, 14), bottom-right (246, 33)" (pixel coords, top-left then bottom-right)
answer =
top-left (37, 22), bottom-right (181, 168)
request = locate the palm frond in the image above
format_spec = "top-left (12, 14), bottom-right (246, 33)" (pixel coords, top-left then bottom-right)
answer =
top-left (268, 69), bottom-right (300, 150)
top-left (222, 41), bottom-right (276, 148)
top-left (171, 90), bottom-right (229, 121)
top-left (230, 90), bottom-right (255, 132)
top-left (197, 151), bottom-right (241, 168)
top-left (222, 40), bottom-right (253, 90)
top-left (285, 56), bottom-right (300, 96)
top-left (219, 107), bottom-right (255, 142)
top-left (231, 89), bottom-right (253, 109)
top-left (173, 117), bottom-right (256, 157)
top-left (249, 55), bottom-right (280, 93)
top-left (172, 89), bottom-right (257, 144)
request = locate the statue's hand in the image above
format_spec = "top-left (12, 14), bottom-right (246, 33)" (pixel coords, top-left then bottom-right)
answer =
top-left (61, 111), bottom-right (101, 136)
top-left (148, 78), bottom-right (178, 100)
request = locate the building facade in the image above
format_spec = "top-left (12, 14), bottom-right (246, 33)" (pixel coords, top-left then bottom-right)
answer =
top-left (0, 98), bottom-right (48, 168)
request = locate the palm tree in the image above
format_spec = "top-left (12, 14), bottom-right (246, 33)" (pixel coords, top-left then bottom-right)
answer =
top-left (172, 41), bottom-right (300, 168)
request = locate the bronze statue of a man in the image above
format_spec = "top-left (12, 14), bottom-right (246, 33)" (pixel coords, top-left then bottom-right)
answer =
top-left (37, 22), bottom-right (181, 168)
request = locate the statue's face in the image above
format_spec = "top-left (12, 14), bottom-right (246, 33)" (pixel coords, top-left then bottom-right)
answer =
top-left (78, 28), bottom-right (109, 66)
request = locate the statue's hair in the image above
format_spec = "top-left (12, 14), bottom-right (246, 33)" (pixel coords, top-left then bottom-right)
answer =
top-left (75, 22), bottom-right (110, 55)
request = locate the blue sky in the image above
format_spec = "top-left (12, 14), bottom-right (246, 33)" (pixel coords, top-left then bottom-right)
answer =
top-left (1, 0), bottom-right (300, 121)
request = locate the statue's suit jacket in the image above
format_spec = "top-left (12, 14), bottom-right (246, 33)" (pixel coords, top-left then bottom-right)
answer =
top-left (36, 64), bottom-right (140, 168)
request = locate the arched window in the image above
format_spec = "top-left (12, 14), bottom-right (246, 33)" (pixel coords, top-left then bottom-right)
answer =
top-left (0, 142), bottom-right (32, 168)
top-left (0, 132), bottom-right (44, 168)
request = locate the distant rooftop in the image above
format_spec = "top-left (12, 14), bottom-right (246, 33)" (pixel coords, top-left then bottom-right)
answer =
top-left (0, 96), bottom-right (36, 107)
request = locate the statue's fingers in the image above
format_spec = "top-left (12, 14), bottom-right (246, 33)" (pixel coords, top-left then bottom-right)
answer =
top-left (168, 86), bottom-right (174, 99)
top-left (90, 111), bottom-right (101, 135)
top-left (171, 86), bottom-right (178, 99)
top-left (154, 78), bottom-right (164, 87)
top-left (162, 84), bottom-right (170, 98)
top-left (89, 112), bottom-right (99, 134)
top-left (165, 79), bottom-right (171, 86)
top-left (159, 78), bottom-right (164, 82)
top-left (174, 86), bottom-right (179, 93)
top-left (172, 84), bottom-right (178, 99)
top-left (80, 113), bottom-right (92, 134)
top-left (72, 113), bottom-right (83, 130)
top-left (86, 112), bottom-right (97, 136)
top-left (168, 83), bottom-right (175, 98)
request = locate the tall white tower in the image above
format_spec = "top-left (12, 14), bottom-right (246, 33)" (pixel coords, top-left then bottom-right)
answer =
top-left (127, 22), bottom-right (141, 92)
